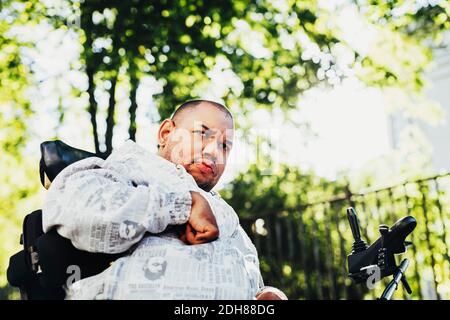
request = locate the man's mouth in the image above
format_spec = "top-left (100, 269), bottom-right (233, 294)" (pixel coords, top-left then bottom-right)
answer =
top-left (194, 160), bottom-right (216, 176)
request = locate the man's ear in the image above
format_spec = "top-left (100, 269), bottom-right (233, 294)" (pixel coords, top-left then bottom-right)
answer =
top-left (157, 119), bottom-right (175, 147)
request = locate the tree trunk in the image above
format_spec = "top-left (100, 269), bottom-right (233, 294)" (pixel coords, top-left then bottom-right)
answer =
top-left (105, 74), bottom-right (118, 156)
top-left (86, 66), bottom-right (100, 154)
top-left (128, 71), bottom-right (138, 141)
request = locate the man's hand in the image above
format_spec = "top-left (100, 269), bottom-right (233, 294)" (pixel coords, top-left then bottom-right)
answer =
top-left (178, 191), bottom-right (219, 245)
top-left (255, 287), bottom-right (288, 300)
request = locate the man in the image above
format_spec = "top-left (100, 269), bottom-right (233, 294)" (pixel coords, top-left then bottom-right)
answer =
top-left (42, 99), bottom-right (287, 300)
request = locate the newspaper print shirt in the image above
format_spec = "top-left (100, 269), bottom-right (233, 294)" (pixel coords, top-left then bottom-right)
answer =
top-left (42, 140), bottom-right (264, 299)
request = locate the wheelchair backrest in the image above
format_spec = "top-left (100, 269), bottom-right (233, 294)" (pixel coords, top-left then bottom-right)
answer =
top-left (7, 140), bottom-right (118, 300)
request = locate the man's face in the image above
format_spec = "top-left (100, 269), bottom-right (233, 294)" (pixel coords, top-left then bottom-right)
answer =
top-left (158, 103), bottom-right (234, 191)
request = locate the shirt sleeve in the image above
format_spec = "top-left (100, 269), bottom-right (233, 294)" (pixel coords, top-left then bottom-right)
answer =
top-left (42, 156), bottom-right (192, 254)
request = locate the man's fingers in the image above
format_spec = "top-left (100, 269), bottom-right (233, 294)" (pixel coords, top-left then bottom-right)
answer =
top-left (200, 226), bottom-right (219, 240)
top-left (184, 223), bottom-right (219, 245)
top-left (188, 217), bottom-right (212, 233)
top-left (195, 228), bottom-right (219, 242)
top-left (185, 223), bottom-right (197, 244)
top-left (188, 218), bottom-right (219, 242)
top-left (178, 232), bottom-right (188, 244)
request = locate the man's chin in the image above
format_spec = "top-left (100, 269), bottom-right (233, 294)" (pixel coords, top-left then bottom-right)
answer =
top-left (184, 165), bottom-right (216, 191)
top-left (194, 177), bottom-right (214, 191)
top-left (192, 174), bottom-right (214, 191)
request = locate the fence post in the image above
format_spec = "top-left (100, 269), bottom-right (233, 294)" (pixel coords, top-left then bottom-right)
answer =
top-left (345, 184), bottom-right (355, 209)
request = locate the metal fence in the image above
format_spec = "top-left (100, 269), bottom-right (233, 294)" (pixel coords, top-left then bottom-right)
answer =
top-left (241, 173), bottom-right (450, 300)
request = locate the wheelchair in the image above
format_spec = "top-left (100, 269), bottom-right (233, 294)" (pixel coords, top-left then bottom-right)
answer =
top-left (7, 140), bottom-right (124, 299)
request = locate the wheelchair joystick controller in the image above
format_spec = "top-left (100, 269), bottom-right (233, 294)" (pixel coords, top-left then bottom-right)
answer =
top-left (377, 224), bottom-right (389, 271)
top-left (347, 207), bottom-right (367, 253)
top-left (346, 206), bottom-right (417, 299)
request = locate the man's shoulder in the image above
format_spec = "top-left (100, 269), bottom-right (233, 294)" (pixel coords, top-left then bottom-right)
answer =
top-left (209, 190), bottom-right (221, 198)
top-left (106, 140), bottom-right (169, 171)
top-left (208, 190), bottom-right (234, 207)
top-left (108, 140), bottom-right (154, 161)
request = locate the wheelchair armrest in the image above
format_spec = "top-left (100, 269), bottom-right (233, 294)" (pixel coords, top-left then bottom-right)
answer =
top-left (39, 140), bottom-right (106, 189)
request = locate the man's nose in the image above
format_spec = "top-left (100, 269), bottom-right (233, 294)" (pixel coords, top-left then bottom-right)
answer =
top-left (202, 139), bottom-right (220, 161)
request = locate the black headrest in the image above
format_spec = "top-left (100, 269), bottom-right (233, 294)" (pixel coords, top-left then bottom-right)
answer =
top-left (39, 140), bottom-right (105, 188)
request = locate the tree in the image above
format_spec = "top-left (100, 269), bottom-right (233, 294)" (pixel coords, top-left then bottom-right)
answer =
top-left (26, 0), bottom-right (449, 154)
top-left (0, 1), bottom-right (40, 299)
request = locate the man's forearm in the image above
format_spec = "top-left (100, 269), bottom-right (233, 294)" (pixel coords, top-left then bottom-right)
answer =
top-left (42, 157), bottom-right (192, 253)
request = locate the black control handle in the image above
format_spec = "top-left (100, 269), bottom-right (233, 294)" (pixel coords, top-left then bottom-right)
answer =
top-left (347, 207), bottom-right (368, 253)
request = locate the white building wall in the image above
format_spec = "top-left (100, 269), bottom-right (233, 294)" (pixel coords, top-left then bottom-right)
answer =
top-left (422, 34), bottom-right (450, 172)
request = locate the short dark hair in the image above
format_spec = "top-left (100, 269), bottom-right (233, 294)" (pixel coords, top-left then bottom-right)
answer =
top-left (170, 99), bottom-right (233, 123)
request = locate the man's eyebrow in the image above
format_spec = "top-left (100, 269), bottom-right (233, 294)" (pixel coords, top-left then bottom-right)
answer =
top-left (193, 124), bottom-right (211, 131)
top-left (196, 124), bottom-right (233, 146)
